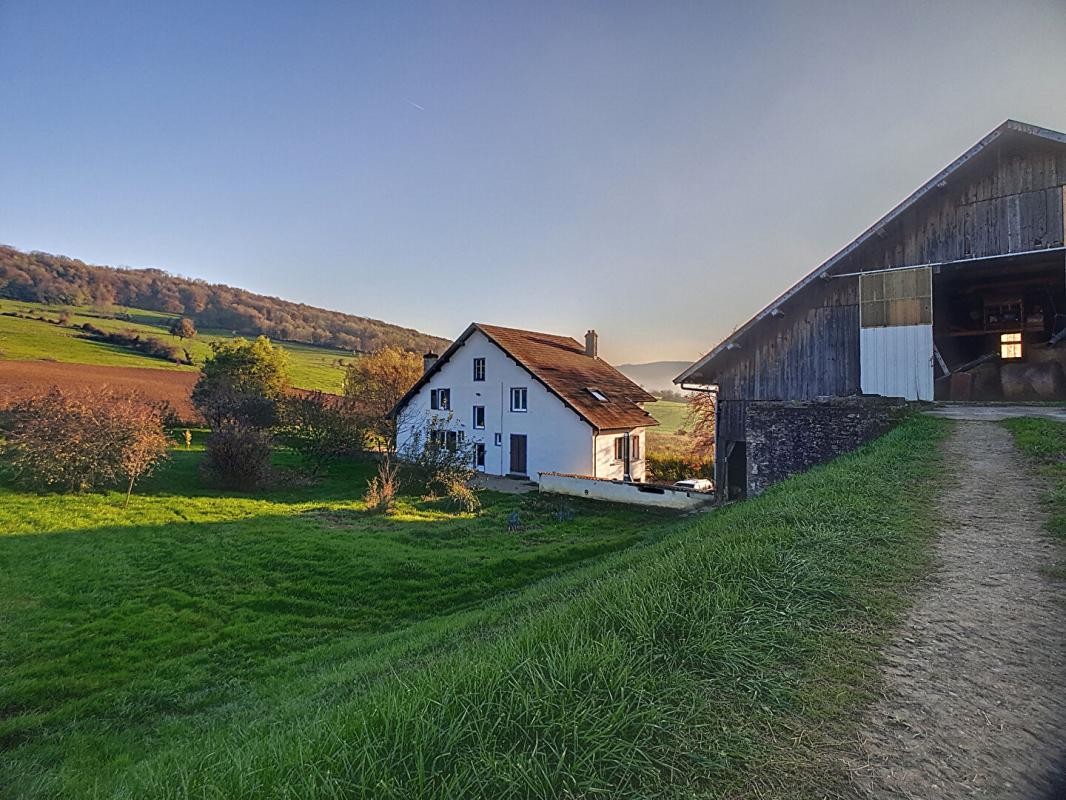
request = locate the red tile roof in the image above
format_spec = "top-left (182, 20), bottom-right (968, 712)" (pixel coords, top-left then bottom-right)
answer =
top-left (393, 323), bottom-right (658, 431)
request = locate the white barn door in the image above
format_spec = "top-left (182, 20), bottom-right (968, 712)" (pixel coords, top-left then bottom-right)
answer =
top-left (859, 267), bottom-right (933, 401)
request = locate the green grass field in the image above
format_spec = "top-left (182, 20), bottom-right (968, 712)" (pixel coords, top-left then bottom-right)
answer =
top-left (646, 399), bottom-right (703, 459)
top-left (1004, 417), bottom-right (1066, 579)
top-left (0, 415), bottom-right (948, 798)
top-left (0, 300), bottom-right (351, 392)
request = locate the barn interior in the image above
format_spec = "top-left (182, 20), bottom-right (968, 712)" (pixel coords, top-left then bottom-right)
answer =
top-left (933, 250), bottom-right (1066, 400)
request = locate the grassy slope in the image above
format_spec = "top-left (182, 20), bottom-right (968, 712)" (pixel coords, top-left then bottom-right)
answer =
top-left (0, 300), bottom-right (350, 392)
top-left (1003, 417), bottom-right (1066, 578)
top-left (0, 445), bottom-right (675, 799)
top-left (2, 415), bottom-right (947, 798)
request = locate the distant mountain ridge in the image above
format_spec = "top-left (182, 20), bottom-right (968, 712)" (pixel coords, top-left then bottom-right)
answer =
top-left (616, 361), bottom-right (691, 393)
top-left (0, 245), bottom-right (449, 354)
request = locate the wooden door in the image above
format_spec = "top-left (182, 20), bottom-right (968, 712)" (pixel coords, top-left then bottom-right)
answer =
top-left (509, 434), bottom-right (527, 475)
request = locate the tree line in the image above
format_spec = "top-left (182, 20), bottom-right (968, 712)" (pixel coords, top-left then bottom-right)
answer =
top-left (0, 244), bottom-right (448, 354)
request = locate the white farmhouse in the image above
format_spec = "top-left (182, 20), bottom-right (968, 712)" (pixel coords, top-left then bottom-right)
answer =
top-left (391, 323), bottom-right (658, 481)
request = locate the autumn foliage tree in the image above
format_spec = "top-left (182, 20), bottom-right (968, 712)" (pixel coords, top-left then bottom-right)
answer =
top-left (343, 346), bottom-right (422, 450)
top-left (4, 387), bottom-right (169, 504)
top-left (685, 390), bottom-right (716, 456)
top-left (169, 317), bottom-right (197, 340)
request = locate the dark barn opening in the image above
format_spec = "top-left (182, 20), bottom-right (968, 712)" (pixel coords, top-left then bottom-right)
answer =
top-left (934, 252), bottom-right (1066, 400)
top-left (725, 441), bottom-right (747, 499)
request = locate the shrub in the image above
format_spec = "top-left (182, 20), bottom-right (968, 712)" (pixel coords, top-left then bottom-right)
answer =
top-left (365, 456), bottom-right (400, 514)
top-left (441, 472), bottom-right (481, 514)
top-left (79, 323), bottom-right (191, 364)
top-left (646, 453), bottom-right (714, 483)
top-left (397, 415), bottom-right (479, 498)
top-left (278, 391), bottom-right (367, 476)
top-left (201, 429), bottom-right (274, 490)
top-left (169, 317), bottom-right (197, 340)
top-left (3, 387), bottom-right (170, 498)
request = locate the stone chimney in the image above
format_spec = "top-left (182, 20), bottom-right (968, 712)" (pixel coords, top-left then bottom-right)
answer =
top-left (584, 329), bottom-right (598, 358)
top-left (423, 352), bottom-right (439, 373)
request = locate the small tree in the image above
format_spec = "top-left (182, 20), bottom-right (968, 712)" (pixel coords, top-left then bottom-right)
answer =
top-left (192, 336), bottom-right (290, 431)
top-left (4, 387), bottom-right (169, 502)
top-left (278, 391), bottom-right (367, 476)
top-left (192, 337), bottom-right (289, 490)
top-left (343, 346), bottom-right (422, 449)
top-left (170, 317), bottom-right (197, 340)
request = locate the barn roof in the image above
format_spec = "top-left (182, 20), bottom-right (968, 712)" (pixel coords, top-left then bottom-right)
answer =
top-left (392, 322), bottom-right (658, 432)
top-left (675, 119), bottom-right (1066, 386)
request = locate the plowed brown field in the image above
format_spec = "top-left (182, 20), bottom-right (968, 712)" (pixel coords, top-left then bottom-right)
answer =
top-left (0, 361), bottom-right (199, 420)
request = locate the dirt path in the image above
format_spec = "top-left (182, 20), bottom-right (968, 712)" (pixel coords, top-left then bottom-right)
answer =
top-left (845, 420), bottom-right (1066, 799)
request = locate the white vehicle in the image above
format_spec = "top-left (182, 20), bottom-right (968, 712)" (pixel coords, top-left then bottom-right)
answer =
top-left (674, 478), bottom-right (713, 493)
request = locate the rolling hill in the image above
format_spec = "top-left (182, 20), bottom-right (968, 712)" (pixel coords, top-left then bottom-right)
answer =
top-left (0, 245), bottom-right (448, 354)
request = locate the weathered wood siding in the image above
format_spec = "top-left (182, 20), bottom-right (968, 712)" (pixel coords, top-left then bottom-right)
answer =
top-left (709, 277), bottom-right (861, 490)
top-left (696, 134), bottom-right (1066, 495)
top-left (856, 142), bottom-right (1066, 270)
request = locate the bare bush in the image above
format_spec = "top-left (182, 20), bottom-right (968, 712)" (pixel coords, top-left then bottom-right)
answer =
top-left (201, 429), bottom-right (274, 490)
top-left (397, 415), bottom-right (482, 512)
top-left (278, 391), bottom-right (367, 476)
top-left (4, 387), bottom-right (169, 499)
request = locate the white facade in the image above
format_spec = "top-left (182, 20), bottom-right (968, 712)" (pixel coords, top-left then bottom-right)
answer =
top-left (395, 329), bottom-right (647, 480)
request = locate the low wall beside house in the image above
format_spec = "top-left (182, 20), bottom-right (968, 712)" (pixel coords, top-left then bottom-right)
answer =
top-left (745, 396), bottom-right (910, 496)
top-left (538, 472), bottom-right (716, 510)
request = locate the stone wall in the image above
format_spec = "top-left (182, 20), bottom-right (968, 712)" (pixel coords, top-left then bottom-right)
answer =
top-left (745, 396), bottom-right (910, 496)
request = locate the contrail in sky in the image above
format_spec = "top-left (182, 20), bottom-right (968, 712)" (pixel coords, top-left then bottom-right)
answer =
top-left (405, 99), bottom-right (426, 111)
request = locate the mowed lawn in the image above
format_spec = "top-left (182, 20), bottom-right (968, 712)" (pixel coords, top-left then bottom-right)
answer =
top-left (0, 444), bottom-right (675, 798)
top-left (1, 416), bottom-right (948, 799)
top-left (0, 300), bottom-right (351, 392)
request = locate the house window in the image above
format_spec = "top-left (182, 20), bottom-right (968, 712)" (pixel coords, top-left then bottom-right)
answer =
top-left (431, 388), bottom-right (451, 411)
top-left (494, 432), bottom-right (502, 446)
top-left (473, 405), bottom-right (485, 429)
top-left (631, 434), bottom-right (640, 460)
top-left (614, 436), bottom-right (626, 461)
top-left (1000, 332), bottom-right (1022, 359)
top-left (473, 358), bottom-right (486, 381)
top-left (510, 387), bottom-right (528, 412)
top-left (445, 430), bottom-right (464, 451)
top-left (587, 387), bottom-right (608, 402)
top-left (474, 442), bottom-right (486, 468)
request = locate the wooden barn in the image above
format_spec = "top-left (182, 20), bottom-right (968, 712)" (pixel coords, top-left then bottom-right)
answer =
top-left (675, 119), bottom-right (1066, 498)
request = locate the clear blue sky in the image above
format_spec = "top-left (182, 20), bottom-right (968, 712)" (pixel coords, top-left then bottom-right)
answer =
top-left (2, 1), bottom-right (1065, 363)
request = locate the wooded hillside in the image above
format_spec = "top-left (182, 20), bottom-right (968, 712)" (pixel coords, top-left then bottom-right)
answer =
top-left (0, 245), bottom-right (448, 354)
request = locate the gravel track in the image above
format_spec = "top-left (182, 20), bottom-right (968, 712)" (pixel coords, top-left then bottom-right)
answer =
top-left (845, 420), bottom-right (1066, 799)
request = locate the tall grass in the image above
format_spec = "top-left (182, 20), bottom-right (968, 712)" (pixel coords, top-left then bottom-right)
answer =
top-left (114, 415), bottom-right (948, 799)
